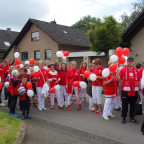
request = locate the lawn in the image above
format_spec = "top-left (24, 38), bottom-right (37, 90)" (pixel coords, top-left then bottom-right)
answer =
top-left (0, 113), bottom-right (21, 144)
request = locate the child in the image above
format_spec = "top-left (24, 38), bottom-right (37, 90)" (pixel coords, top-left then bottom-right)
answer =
top-left (23, 68), bottom-right (30, 81)
top-left (18, 68), bottom-right (24, 84)
top-left (9, 70), bottom-right (20, 118)
top-left (102, 71), bottom-right (117, 120)
top-left (19, 76), bottom-right (31, 120)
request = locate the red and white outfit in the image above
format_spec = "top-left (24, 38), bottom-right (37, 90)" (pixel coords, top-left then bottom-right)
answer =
top-left (92, 67), bottom-right (104, 105)
top-left (47, 70), bottom-right (62, 106)
top-left (36, 69), bottom-right (47, 110)
top-left (79, 68), bottom-right (87, 100)
top-left (66, 69), bottom-right (80, 108)
top-left (102, 72), bottom-right (117, 118)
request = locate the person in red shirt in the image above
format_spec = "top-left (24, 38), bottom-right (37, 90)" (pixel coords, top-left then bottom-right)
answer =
top-left (102, 71), bottom-right (117, 120)
top-left (117, 57), bottom-right (140, 124)
top-left (47, 64), bottom-right (62, 109)
top-left (18, 68), bottom-right (24, 84)
top-left (35, 61), bottom-right (50, 111)
top-left (3, 61), bottom-right (10, 77)
top-left (79, 61), bottom-right (87, 102)
top-left (19, 76), bottom-right (31, 120)
top-left (66, 61), bottom-right (81, 111)
top-left (91, 59), bottom-right (104, 114)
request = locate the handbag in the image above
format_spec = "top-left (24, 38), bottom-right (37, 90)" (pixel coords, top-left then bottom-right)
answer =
top-left (134, 96), bottom-right (143, 115)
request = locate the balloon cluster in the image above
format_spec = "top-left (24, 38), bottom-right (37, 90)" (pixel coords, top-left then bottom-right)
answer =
top-left (56, 50), bottom-right (69, 60)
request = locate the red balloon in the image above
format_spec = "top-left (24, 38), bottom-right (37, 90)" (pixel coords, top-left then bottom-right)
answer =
top-left (0, 82), bottom-right (2, 89)
top-left (116, 47), bottom-right (123, 57)
top-left (15, 59), bottom-right (20, 65)
top-left (32, 72), bottom-right (38, 78)
top-left (64, 51), bottom-right (69, 57)
top-left (118, 57), bottom-right (126, 64)
top-left (123, 48), bottom-right (130, 56)
top-left (26, 82), bottom-right (32, 89)
top-left (50, 87), bottom-right (56, 93)
top-left (29, 59), bottom-right (35, 65)
top-left (15, 65), bottom-right (20, 69)
top-left (61, 50), bottom-right (64, 54)
top-left (84, 70), bottom-right (91, 78)
top-left (109, 64), bottom-right (118, 72)
top-left (73, 81), bottom-right (79, 87)
top-left (46, 68), bottom-right (50, 74)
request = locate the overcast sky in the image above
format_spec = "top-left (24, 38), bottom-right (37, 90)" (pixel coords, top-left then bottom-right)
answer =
top-left (0, 0), bottom-right (136, 32)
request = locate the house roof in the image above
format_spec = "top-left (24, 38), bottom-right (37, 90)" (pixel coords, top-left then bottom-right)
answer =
top-left (3, 18), bottom-right (90, 59)
top-left (0, 29), bottom-right (19, 51)
top-left (121, 11), bottom-right (144, 47)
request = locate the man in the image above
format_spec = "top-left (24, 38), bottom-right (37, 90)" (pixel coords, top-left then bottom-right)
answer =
top-left (116, 57), bottom-right (141, 124)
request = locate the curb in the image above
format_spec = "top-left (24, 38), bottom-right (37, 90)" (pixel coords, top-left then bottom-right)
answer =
top-left (15, 122), bottom-right (26, 144)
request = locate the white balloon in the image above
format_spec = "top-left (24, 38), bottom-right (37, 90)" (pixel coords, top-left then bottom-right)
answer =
top-left (54, 85), bottom-right (60, 91)
top-left (20, 64), bottom-right (24, 68)
top-left (4, 82), bottom-right (9, 88)
top-left (79, 81), bottom-right (87, 89)
top-left (12, 70), bottom-right (19, 77)
top-left (110, 55), bottom-right (118, 63)
top-left (122, 55), bottom-right (128, 65)
top-left (25, 61), bottom-right (29, 65)
top-left (27, 69), bottom-right (31, 74)
top-left (56, 51), bottom-right (64, 57)
top-left (62, 56), bottom-right (66, 60)
top-left (14, 52), bottom-right (19, 58)
top-left (27, 89), bottom-right (34, 98)
top-left (102, 68), bottom-right (110, 78)
top-left (89, 74), bottom-right (97, 81)
top-left (33, 66), bottom-right (40, 72)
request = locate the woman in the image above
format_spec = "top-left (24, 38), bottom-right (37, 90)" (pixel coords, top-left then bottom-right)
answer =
top-left (66, 61), bottom-right (80, 111)
top-left (79, 61), bottom-right (87, 102)
top-left (92, 59), bottom-right (104, 114)
top-left (35, 61), bottom-right (50, 111)
top-left (47, 64), bottom-right (63, 110)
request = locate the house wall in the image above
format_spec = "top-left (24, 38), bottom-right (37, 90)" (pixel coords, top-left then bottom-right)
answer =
top-left (5, 25), bottom-right (58, 63)
top-left (129, 27), bottom-right (144, 64)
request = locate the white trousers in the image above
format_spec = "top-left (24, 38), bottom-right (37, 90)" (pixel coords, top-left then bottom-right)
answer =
top-left (92, 86), bottom-right (103, 104)
top-left (80, 87), bottom-right (87, 98)
top-left (36, 87), bottom-right (45, 109)
top-left (60, 86), bottom-right (68, 106)
top-left (89, 96), bottom-right (94, 110)
top-left (50, 89), bottom-right (62, 106)
top-left (102, 97), bottom-right (115, 117)
top-left (67, 86), bottom-right (81, 105)
top-left (114, 95), bottom-right (122, 109)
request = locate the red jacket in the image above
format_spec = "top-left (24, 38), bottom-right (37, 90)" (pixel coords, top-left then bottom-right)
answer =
top-left (66, 69), bottom-right (80, 94)
top-left (9, 77), bottom-right (19, 96)
top-left (0, 67), bottom-right (5, 81)
top-left (3, 65), bottom-right (10, 76)
top-left (79, 68), bottom-right (87, 81)
top-left (19, 83), bottom-right (29, 100)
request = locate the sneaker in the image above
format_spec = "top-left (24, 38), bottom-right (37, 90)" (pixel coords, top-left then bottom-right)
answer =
top-left (77, 104), bottom-right (81, 110)
top-left (50, 106), bottom-right (54, 110)
top-left (8, 113), bottom-right (13, 116)
top-left (27, 114), bottom-right (32, 119)
top-left (103, 116), bottom-right (109, 120)
top-left (130, 118), bottom-right (138, 124)
top-left (91, 109), bottom-right (96, 113)
top-left (58, 106), bottom-right (64, 109)
top-left (96, 110), bottom-right (102, 114)
top-left (0, 103), bottom-right (5, 107)
top-left (109, 115), bottom-right (116, 118)
top-left (13, 113), bottom-right (20, 118)
top-left (42, 107), bottom-right (47, 110)
top-left (67, 105), bottom-right (71, 111)
top-left (121, 117), bottom-right (126, 124)
top-left (38, 108), bottom-right (42, 111)
top-left (21, 116), bottom-right (25, 120)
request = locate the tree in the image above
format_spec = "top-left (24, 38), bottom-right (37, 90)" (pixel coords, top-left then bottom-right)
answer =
top-left (88, 16), bottom-right (121, 60)
top-left (72, 15), bottom-right (97, 31)
top-left (120, 0), bottom-right (144, 33)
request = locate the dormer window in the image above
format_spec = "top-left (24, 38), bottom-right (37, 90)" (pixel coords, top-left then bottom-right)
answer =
top-left (4, 41), bottom-right (10, 46)
top-left (31, 31), bottom-right (39, 41)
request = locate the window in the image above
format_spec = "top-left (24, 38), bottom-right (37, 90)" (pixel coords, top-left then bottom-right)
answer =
top-left (34, 50), bottom-right (40, 60)
top-left (22, 52), bottom-right (28, 60)
top-left (4, 41), bottom-right (10, 46)
top-left (45, 50), bottom-right (51, 60)
top-left (31, 31), bottom-right (39, 41)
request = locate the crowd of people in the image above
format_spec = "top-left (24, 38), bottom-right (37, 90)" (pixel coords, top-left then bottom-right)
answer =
top-left (0, 57), bottom-right (143, 131)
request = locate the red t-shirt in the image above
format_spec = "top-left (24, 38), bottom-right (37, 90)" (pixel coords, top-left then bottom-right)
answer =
top-left (104, 72), bottom-right (117, 96)
top-left (0, 67), bottom-right (5, 81)
top-left (79, 68), bottom-right (87, 81)
top-left (3, 65), bottom-right (10, 75)
top-left (119, 67), bottom-right (140, 91)
top-left (92, 67), bottom-right (104, 86)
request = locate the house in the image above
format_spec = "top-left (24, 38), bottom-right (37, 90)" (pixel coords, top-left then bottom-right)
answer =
top-left (121, 11), bottom-right (144, 64)
top-left (0, 28), bottom-right (19, 58)
top-left (3, 18), bottom-right (107, 67)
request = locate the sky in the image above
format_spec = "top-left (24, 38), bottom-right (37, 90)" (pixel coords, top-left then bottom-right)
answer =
top-left (0, 0), bottom-right (136, 32)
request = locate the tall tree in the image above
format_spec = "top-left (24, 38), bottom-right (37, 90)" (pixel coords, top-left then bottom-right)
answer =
top-left (88, 16), bottom-right (121, 60)
top-left (72, 15), bottom-right (97, 31)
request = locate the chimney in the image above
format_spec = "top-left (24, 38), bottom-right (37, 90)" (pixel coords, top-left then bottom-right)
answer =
top-left (7, 28), bottom-right (11, 34)
top-left (51, 20), bottom-right (56, 24)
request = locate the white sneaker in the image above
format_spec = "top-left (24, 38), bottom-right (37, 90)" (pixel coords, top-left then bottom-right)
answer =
top-left (109, 115), bottom-right (116, 118)
top-left (0, 103), bottom-right (5, 107)
top-left (102, 116), bottom-right (109, 120)
top-left (42, 107), bottom-right (47, 110)
top-left (38, 108), bottom-right (42, 111)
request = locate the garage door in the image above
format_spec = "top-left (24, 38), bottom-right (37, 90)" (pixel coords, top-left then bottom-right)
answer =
top-left (69, 57), bottom-right (83, 69)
